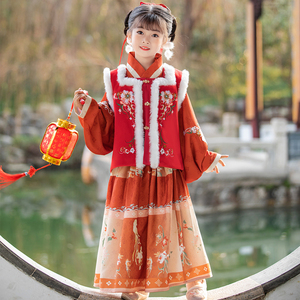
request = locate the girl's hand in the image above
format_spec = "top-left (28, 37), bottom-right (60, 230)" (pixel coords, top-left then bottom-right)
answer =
top-left (73, 88), bottom-right (88, 114)
top-left (212, 155), bottom-right (229, 174)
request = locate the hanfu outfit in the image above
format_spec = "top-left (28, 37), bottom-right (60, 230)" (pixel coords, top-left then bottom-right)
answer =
top-left (78, 53), bottom-right (221, 293)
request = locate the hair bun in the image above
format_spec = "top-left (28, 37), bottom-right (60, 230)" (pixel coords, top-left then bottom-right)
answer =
top-left (169, 17), bottom-right (177, 42)
top-left (124, 10), bottom-right (132, 35)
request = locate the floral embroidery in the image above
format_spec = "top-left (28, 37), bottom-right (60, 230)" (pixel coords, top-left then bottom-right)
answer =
top-left (147, 257), bottom-right (153, 277)
top-left (183, 220), bottom-right (202, 252)
top-left (115, 90), bottom-right (136, 155)
top-left (132, 219), bottom-right (143, 270)
top-left (183, 125), bottom-right (206, 142)
top-left (183, 220), bottom-right (193, 231)
top-left (120, 137), bottom-right (135, 155)
top-left (116, 254), bottom-right (123, 277)
top-left (128, 167), bottom-right (143, 178)
top-left (177, 221), bottom-right (192, 266)
top-left (101, 220), bottom-right (108, 247)
top-left (158, 91), bottom-right (177, 122)
top-left (107, 228), bottom-right (117, 241)
top-left (159, 132), bottom-right (174, 157)
top-left (155, 225), bottom-right (168, 248)
top-left (99, 101), bottom-right (114, 116)
top-left (115, 90), bottom-right (135, 125)
top-left (125, 259), bottom-right (131, 278)
top-left (155, 250), bottom-right (169, 275)
top-left (101, 220), bottom-right (117, 246)
top-left (156, 91), bottom-right (177, 158)
top-left (183, 126), bottom-right (201, 136)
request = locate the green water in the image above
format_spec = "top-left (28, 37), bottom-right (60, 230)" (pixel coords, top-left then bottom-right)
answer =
top-left (0, 170), bottom-right (299, 297)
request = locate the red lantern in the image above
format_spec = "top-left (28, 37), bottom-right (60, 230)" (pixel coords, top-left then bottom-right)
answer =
top-left (0, 101), bottom-right (79, 190)
top-left (40, 118), bottom-right (78, 166)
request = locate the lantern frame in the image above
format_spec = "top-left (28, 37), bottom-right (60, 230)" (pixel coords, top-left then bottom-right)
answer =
top-left (40, 118), bottom-right (79, 166)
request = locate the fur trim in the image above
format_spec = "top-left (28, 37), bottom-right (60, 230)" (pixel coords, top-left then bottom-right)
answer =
top-left (103, 68), bottom-right (114, 112)
top-left (149, 64), bottom-right (176, 168)
top-left (177, 69), bottom-right (189, 111)
top-left (117, 65), bottom-right (145, 169)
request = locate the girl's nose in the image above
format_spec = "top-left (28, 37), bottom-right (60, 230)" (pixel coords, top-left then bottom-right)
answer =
top-left (143, 36), bottom-right (150, 44)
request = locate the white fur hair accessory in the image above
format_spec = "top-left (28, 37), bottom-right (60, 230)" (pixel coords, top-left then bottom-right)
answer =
top-left (125, 43), bottom-right (133, 53)
top-left (163, 41), bottom-right (174, 60)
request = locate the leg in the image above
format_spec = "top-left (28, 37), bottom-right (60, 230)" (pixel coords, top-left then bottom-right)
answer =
top-left (186, 279), bottom-right (207, 300)
top-left (121, 291), bottom-right (149, 300)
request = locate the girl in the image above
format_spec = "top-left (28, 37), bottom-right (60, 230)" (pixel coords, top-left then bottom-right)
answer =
top-left (73, 3), bottom-right (227, 300)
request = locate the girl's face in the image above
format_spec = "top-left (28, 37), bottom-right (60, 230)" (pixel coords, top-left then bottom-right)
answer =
top-left (127, 26), bottom-right (166, 67)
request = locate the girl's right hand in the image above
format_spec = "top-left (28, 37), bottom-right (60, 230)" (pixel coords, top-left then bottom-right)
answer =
top-left (73, 88), bottom-right (88, 114)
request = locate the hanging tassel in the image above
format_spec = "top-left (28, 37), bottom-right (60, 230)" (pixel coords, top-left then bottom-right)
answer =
top-left (0, 164), bottom-right (51, 190)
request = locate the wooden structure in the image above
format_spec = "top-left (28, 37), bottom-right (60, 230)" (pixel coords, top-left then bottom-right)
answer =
top-left (247, 0), bottom-right (300, 134)
top-left (246, 0), bottom-right (263, 138)
top-left (292, 0), bottom-right (300, 129)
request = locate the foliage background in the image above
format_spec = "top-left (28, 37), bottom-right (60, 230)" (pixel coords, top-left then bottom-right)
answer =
top-left (0, 0), bottom-right (293, 116)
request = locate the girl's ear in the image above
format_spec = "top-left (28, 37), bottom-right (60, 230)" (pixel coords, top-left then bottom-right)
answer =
top-left (127, 33), bottom-right (132, 44)
top-left (161, 36), bottom-right (168, 48)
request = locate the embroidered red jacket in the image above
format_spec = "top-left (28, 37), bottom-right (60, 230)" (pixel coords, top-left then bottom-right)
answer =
top-left (105, 63), bottom-right (187, 170)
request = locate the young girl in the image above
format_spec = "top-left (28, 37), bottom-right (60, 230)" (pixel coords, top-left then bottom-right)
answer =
top-left (73, 3), bottom-right (227, 300)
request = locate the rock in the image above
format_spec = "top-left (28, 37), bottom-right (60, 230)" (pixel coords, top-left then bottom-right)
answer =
top-left (36, 102), bottom-right (64, 133)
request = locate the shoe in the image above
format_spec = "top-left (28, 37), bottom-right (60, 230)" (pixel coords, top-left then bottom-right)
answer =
top-left (186, 281), bottom-right (207, 300)
top-left (121, 291), bottom-right (149, 300)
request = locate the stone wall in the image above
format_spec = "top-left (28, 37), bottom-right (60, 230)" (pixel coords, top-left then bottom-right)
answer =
top-left (188, 176), bottom-right (300, 215)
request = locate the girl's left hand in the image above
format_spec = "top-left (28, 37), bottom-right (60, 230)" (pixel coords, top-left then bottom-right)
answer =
top-left (213, 155), bottom-right (229, 174)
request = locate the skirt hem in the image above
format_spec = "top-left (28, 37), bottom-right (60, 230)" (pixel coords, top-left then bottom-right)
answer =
top-left (94, 273), bottom-right (212, 293)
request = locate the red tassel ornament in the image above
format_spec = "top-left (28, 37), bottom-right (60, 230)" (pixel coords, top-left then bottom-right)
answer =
top-left (0, 164), bottom-right (51, 190)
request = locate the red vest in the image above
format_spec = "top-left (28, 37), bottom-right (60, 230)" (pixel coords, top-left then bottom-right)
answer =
top-left (104, 64), bottom-right (189, 170)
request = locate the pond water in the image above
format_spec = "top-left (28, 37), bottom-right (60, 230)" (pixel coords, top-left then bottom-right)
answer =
top-left (0, 170), bottom-right (300, 297)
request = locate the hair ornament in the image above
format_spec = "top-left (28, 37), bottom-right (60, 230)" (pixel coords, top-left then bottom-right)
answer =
top-left (140, 2), bottom-right (169, 10)
top-left (125, 44), bottom-right (133, 53)
top-left (163, 41), bottom-right (174, 60)
top-left (163, 41), bottom-right (174, 50)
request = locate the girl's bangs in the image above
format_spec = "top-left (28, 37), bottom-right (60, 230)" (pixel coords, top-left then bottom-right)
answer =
top-left (134, 14), bottom-right (165, 34)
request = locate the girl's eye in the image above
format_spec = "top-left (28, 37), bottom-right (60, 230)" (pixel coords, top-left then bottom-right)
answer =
top-left (153, 34), bottom-right (159, 38)
top-left (137, 30), bottom-right (143, 35)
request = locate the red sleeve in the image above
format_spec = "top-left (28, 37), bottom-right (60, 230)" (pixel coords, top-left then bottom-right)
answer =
top-left (179, 94), bottom-right (220, 183)
top-left (78, 93), bottom-right (114, 155)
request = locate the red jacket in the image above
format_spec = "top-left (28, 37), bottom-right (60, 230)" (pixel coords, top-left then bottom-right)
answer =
top-left (105, 64), bottom-right (188, 170)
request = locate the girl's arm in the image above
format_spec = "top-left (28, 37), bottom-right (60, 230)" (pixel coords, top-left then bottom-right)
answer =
top-left (73, 90), bottom-right (115, 156)
top-left (179, 94), bottom-right (227, 183)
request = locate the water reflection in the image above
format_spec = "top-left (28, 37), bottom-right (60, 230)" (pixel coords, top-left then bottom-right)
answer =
top-left (199, 208), bottom-right (300, 290)
top-left (0, 171), bottom-right (299, 297)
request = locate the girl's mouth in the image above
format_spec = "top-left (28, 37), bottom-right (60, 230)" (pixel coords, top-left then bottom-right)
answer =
top-left (140, 46), bottom-right (150, 51)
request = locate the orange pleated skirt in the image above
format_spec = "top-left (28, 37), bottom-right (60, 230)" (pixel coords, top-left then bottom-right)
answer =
top-left (94, 166), bottom-right (212, 293)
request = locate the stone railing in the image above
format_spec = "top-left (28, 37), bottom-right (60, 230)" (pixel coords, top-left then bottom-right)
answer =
top-left (206, 118), bottom-right (289, 172)
top-left (1, 236), bottom-right (299, 300)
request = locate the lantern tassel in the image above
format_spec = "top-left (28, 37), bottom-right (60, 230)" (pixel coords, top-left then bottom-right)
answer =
top-left (0, 164), bottom-right (51, 190)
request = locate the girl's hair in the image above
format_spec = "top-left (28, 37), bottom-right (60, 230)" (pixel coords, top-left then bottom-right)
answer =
top-left (124, 4), bottom-right (177, 42)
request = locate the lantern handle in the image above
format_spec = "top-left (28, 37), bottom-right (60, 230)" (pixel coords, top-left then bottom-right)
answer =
top-left (67, 101), bottom-right (75, 121)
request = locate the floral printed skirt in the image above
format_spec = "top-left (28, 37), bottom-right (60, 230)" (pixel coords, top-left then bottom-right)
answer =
top-left (94, 166), bottom-right (212, 293)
